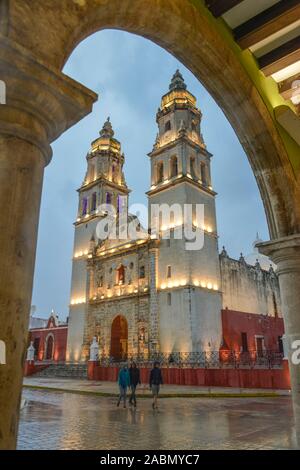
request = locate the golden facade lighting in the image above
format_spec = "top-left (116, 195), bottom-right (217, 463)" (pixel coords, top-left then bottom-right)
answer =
top-left (70, 298), bottom-right (86, 306)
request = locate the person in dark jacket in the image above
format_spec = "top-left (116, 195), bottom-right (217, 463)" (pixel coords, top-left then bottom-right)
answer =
top-left (129, 362), bottom-right (141, 407)
top-left (149, 361), bottom-right (163, 409)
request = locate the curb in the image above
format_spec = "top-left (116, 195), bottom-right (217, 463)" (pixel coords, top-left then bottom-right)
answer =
top-left (22, 384), bottom-right (283, 399)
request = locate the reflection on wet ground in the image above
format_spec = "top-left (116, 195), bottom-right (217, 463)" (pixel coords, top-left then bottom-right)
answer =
top-left (17, 389), bottom-right (297, 450)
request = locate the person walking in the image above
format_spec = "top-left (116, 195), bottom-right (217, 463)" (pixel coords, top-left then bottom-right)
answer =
top-left (129, 362), bottom-right (141, 407)
top-left (149, 361), bottom-right (163, 409)
top-left (117, 364), bottom-right (130, 408)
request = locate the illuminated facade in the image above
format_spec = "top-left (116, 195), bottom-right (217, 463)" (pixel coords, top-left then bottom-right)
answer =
top-left (66, 72), bottom-right (282, 362)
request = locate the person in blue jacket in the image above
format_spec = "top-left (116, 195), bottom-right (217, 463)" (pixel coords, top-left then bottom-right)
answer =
top-left (117, 364), bottom-right (131, 408)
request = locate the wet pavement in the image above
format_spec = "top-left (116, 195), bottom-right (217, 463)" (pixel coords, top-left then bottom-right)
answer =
top-left (17, 388), bottom-right (298, 450)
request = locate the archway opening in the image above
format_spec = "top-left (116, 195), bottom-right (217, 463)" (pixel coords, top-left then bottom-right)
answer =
top-left (110, 316), bottom-right (128, 361)
top-left (45, 335), bottom-right (54, 361)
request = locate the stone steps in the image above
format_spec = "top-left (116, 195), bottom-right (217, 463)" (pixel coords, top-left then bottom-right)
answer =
top-left (34, 363), bottom-right (88, 379)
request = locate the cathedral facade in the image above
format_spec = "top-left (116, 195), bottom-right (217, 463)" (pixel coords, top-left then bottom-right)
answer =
top-left (66, 72), bottom-right (282, 363)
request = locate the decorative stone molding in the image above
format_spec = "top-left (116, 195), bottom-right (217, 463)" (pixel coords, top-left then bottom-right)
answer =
top-left (0, 36), bottom-right (97, 165)
top-left (257, 234), bottom-right (300, 276)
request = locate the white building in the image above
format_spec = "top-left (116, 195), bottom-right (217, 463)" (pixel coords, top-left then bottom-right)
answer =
top-left (66, 71), bottom-right (281, 362)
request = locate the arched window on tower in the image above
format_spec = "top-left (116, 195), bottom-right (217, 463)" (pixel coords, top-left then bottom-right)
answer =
top-left (106, 192), bottom-right (112, 205)
top-left (200, 162), bottom-right (207, 185)
top-left (139, 266), bottom-right (145, 279)
top-left (117, 195), bottom-right (121, 214)
top-left (91, 192), bottom-right (97, 212)
top-left (170, 156), bottom-right (178, 178)
top-left (190, 156), bottom-right (197, 179)
top-left (82, 197), bottom-right (88, 216)
top-left (112, 163), bottom-right (117, 183)
top-left (157, 162), bottom-right (164, 184)
top-left (117, 265), bottom-right (125, 285)
top-left (165, 120), bottom-right (171, 132)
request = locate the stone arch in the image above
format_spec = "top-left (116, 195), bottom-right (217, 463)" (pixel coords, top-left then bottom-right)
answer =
top-left (170, 155), bottom-right (178, 179)
top-left (2, 0), bottom-right (300, 449)
top-left (45, 333), bottom-right (54, 361)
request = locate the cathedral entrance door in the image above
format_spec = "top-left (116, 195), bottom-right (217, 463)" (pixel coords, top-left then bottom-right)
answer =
top-left (110, 316), bottom-right (128, 361)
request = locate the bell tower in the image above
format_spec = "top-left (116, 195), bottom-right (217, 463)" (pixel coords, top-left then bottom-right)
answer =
top-left (148, 71), bottom-right (222, 353)
top-left (149, 70), bottom-right (211, 192)
top-left (67, 118), bottom-right (130, 361)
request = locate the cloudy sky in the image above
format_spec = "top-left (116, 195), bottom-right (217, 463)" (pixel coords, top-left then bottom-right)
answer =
top-left (31, 30), bottom-right (269, 319)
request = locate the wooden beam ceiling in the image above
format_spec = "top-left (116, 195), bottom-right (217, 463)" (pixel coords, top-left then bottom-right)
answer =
top-left (258, 35), bottom-right (300, 75)
top-left (204, 0), bottom-right (300, 117)
top-left (234, 0), bottom-right (300, 50)
top-left (205, 0), bottom-right (245, 18)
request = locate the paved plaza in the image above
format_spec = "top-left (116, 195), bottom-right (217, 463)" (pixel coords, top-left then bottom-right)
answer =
top-left (23, 377), bottom-right (290, 397)
top-left (17, 385), bottom-right (298, 450)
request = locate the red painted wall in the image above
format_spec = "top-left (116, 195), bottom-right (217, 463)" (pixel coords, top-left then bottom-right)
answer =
top-left (221, 309), bottom-right (284, 352)
top-left (29, 326), bottom-right (68, 362)
top-left (88, 362), bottom-right (290, 390)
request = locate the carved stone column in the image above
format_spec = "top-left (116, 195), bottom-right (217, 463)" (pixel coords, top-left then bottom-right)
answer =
top-left (0, 37), bottom-right (96, 449)
top-left (258, 234), bottom-right (300, 447)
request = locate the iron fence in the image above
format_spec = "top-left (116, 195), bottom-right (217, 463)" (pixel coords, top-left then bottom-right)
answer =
top-left (97, 350), bottom-right (284, 369)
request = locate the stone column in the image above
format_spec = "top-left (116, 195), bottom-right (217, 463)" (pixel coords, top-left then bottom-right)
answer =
top-left (0, 37), bottom-right (96, 449)
top-left (149, 244), bottom-right (160, 356)
top-left (258, 234), bottom-right (300, 447)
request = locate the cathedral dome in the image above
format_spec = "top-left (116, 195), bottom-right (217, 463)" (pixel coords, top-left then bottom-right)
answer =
top-left (244, 233), bottom-right (276, 271)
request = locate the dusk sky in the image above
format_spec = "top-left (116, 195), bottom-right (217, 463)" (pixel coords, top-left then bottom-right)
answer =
top-left (31, 30), bottom-right (269, 320)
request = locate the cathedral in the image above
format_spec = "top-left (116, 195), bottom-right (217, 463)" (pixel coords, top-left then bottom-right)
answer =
top-left (66, 71), bottom-right (282, 363)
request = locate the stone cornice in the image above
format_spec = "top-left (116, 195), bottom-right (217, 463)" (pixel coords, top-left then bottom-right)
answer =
top-left (0, 36), bottom-right (97, 164)
top-left (78, 176), bottom-right (130, 194)
top-left (158, 284), bottom-right (222, 294)
top-left (148, 135), bottom-right (210, 159)
top-left (93, 239), bottom-right (153, 261)
top-left (74, 212), bottom-right (100, 226)
top-left (157, 100), bottom-right (201, 119)
top-left (146, 175), bottom-right (216, 197)
top-left (89, 290), bottom-right (150, 305)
